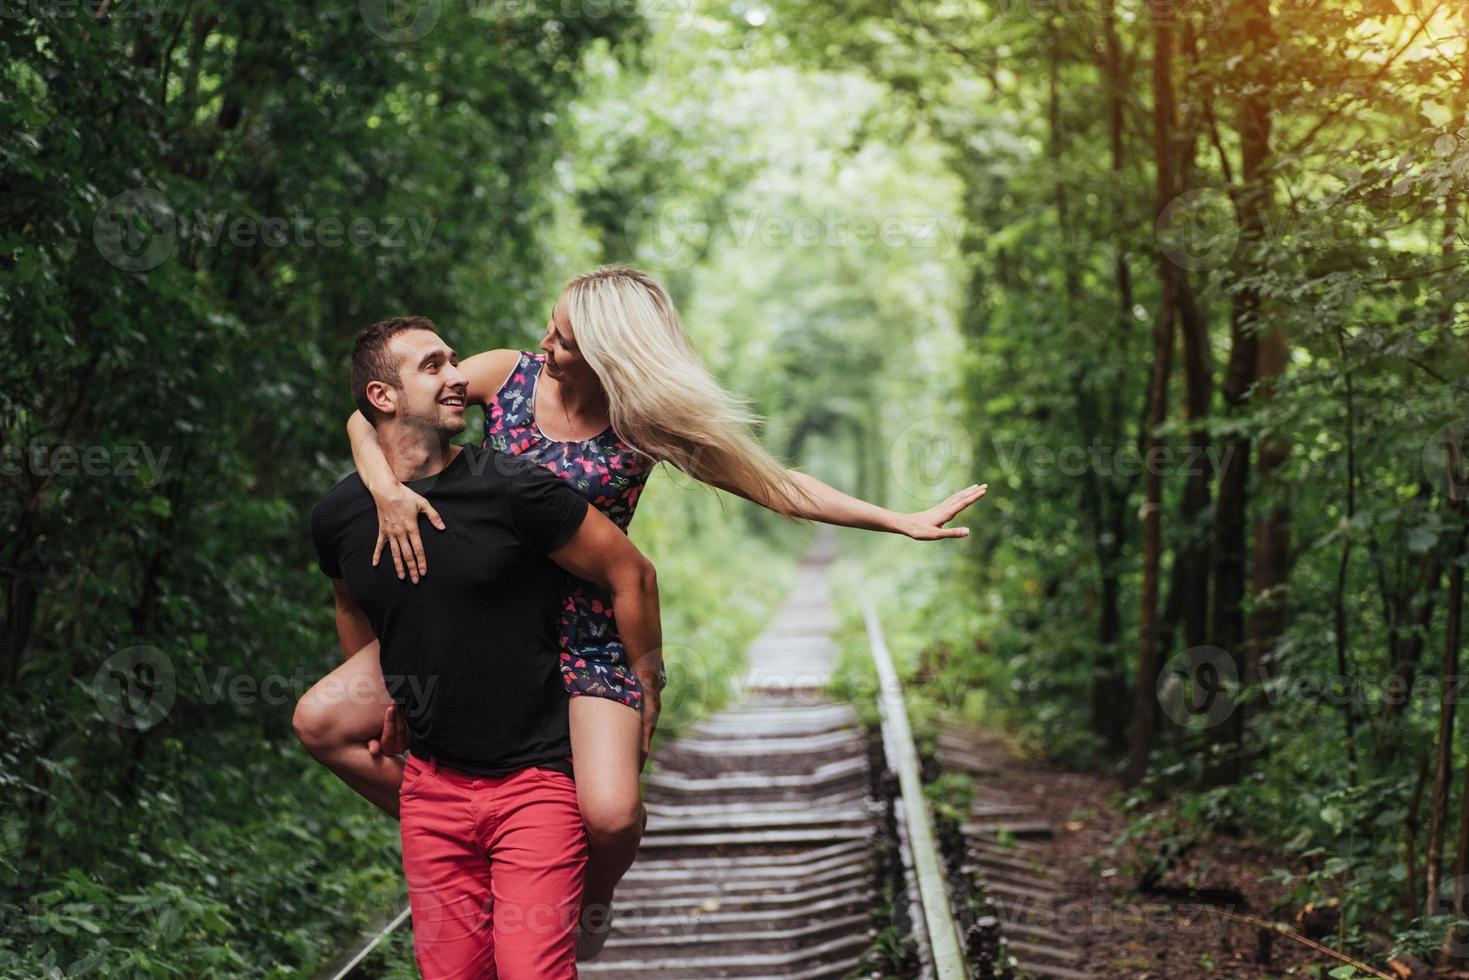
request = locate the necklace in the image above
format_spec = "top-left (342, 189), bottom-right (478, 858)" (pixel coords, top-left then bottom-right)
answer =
top-left (559, 394), bottom-right (577, 439)
top-left (545, 374), bottom-right (578, 439)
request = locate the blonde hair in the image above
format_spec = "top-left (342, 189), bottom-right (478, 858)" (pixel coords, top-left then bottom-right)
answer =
top-left (562, 266), bottom-right (815, 520)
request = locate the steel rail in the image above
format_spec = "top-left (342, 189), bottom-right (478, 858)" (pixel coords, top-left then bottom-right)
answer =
top-left (864, 600), bottom-right (972, 980)
top-left (319, 905), bottom-right (410, 980)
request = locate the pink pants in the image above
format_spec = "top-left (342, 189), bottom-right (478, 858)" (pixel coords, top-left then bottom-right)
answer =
top-left (398, 753), bottom-right (586, 978)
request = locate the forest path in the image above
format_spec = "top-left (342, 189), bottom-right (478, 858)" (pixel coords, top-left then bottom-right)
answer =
top-left (581, 527), bottom-right (879, 978)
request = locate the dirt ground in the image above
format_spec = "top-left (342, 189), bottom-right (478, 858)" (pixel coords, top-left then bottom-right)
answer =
top-left (971, 739), bottom-right (1415, 979)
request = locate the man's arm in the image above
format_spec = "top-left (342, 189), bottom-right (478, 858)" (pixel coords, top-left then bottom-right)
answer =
top-left (331, 578), bottom-right (377, 660)
top-left (545, 509), bottom-right (662, 762)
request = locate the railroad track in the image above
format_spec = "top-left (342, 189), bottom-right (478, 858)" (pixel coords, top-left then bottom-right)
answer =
top-left (324, 528), bottom-right (986, 978)
top-left (936, 723), bottom-right (1093, 980)
top-left (583, 529), bottom-right (880, 978)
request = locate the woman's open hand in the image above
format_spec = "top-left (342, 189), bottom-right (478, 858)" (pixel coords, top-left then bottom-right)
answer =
top-left (371, 483), bottom-right (445, 583)
top-left (893, 483), bottom-right (988, 540)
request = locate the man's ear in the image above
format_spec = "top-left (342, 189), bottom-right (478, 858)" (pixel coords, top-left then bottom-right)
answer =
top-left (365, 380), bottom-right (396, 418)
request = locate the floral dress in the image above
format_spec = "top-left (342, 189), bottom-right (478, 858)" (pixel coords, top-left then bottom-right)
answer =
top-left (482, 351), bottom-right (664, 710)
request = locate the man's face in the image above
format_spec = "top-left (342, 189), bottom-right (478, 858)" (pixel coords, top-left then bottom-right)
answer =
top-left (377, 330), bottom-right (469, 436)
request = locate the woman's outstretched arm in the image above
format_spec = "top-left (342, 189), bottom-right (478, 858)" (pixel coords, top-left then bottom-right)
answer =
top-left (712, 468), bottom-right (987, 540)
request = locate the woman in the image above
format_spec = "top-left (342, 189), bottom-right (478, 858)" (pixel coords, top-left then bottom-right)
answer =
top-left (293, 265), bottom-right (988, 957)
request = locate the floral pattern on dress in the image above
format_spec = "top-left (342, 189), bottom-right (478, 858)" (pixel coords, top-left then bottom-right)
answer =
top-left (483, 351), bottom-right (662, 710)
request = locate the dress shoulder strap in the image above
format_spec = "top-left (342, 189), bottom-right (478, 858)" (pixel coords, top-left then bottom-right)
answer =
top-left (487, 350), bottom-right (536, 426)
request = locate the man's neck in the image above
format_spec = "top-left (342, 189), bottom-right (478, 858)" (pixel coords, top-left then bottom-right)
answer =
top-left (378, 423), bottom-right (461, 483)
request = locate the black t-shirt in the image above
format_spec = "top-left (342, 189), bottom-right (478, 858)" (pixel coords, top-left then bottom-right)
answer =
top-left (310, 443), bottom-right (589, 778)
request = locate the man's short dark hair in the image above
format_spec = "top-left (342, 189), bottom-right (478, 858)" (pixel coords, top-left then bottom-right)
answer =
top-left (352, 316), bottom-right (438, 422)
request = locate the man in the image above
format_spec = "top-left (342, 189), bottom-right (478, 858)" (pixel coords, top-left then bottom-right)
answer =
top-left (308, 316), bottom-right (661, 977)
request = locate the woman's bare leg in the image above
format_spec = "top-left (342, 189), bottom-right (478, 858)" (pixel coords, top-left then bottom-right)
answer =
top-left (568, 694), bottom-right (645, 956)
top-left (292, 641), bottom-right (404, 818)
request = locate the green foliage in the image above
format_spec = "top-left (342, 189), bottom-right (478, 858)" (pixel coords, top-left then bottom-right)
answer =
top-left (1, 1), bottom-right (644, 973)
top-left (788, 0), bottom-right (1469, 962)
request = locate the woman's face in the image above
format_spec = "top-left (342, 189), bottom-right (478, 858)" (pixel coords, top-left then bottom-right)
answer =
top-left (539, 298), bottom-right (596, 387)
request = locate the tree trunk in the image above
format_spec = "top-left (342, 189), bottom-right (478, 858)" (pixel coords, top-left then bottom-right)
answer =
top-left (1249, 323), bottom-right (1291, 748)
top-left (1381, 529), bottom-right (1444, 724)
top-left (1427, 525), bottom-right (1465, 923)
top-left (1045, 22), bottom-right (1126, 751)
top-left (1442, 32), bottom-right (1469, 937)
top-left (1441, 523), bottom-right (1468, 962)
top-left (1173, 280), bottom-right (1215, 652)
top-left (1204, 0), bottom-right (1274, 787)
top-left (1442, 29), bottom-right (1469, 951)
top-left (1408, 753), bottom-right (1430, 916)
top-left (1158, 21), bottom-right (1214, 669)
top-left (1127, 2), bottom-right (1180, 788)
top-left (1331, 326), bottom-right (1361, 778)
